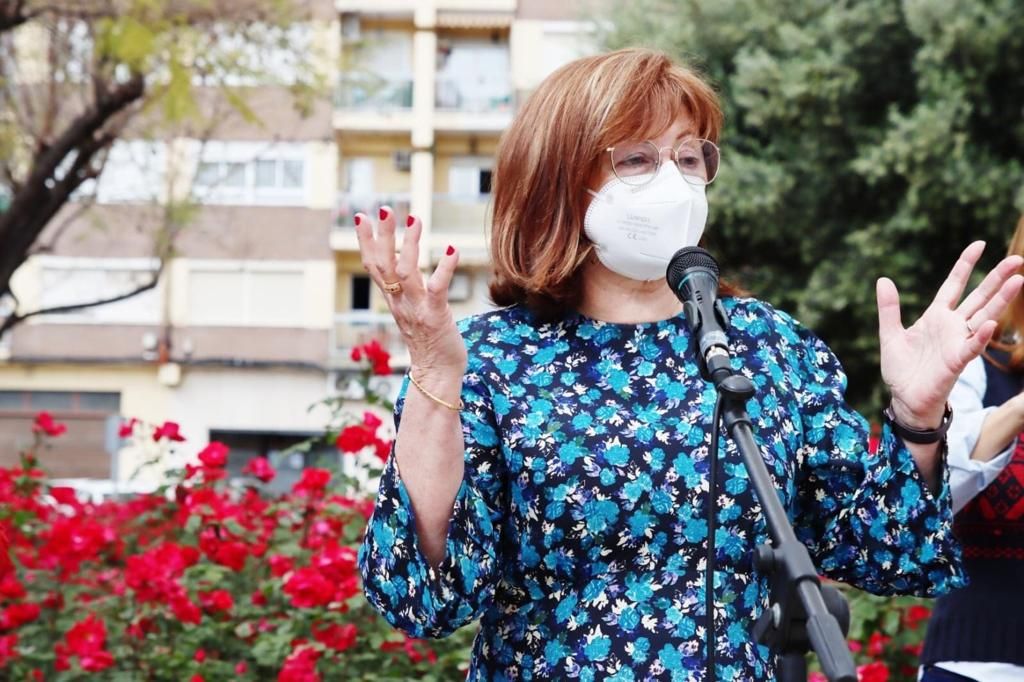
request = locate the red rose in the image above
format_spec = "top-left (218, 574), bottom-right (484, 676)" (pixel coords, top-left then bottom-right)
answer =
top-left (235, 661), bottom-right (249, 674)
top-left (1, 602), bottom-right (40, 629)
top-left (312, 622), bottom-right (357, 652)
top-left (903, 604), bottom-right (931, 629)
top-left (0, 634), bottom-right (16, 668)
top-left (278, 644), bottom-right (321, 682)
top-left (269, 554), bottom-right (294, 577)
top-left (153, 421), bottom-right (185, 442)
top-left (293, 468), bottom-right (331, 496)
top-left (351, 340), bottom-right (391, 375)
top-left (867, 631), bottom-right (890, 657)
top-left (118, 417), bottom-right (138, 438)
top-left (362, 411), bottom-right (383, 429)
top-left (198, 442), bottom-right (229, 468)
top-left (283, 567), bottom-right (335, 608)
top-left (336, 425), bottom-right (372, 454)
top-left (857, 662), bottom-right (889, 682)
top-left (170, 594), bottom-right (202, 625)
top-left (194, 649), bottom-right (207, 663)
top-left (211, 540), bottom-right (249, 572)
top-left (243, 456), bottom-right (276, 483)
top-left (64, 615), bottom-right (114, 672)
top-left (200, 589), bottom-right (234, 613)
top-left (32, 411), bottom-right (67, 437)
top-left (48, 486), bottom-right (79, 506)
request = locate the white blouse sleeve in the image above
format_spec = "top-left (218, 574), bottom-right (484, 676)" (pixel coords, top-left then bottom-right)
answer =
top-left (948, 356), bottom-right (1017, 513)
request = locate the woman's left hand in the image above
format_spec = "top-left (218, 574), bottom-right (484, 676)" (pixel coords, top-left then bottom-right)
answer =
top-left (878, 240), bottom-right (1024, 429)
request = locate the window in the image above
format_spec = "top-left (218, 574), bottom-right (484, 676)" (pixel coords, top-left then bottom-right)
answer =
top-left (188, 263), bottom-right (306, 327)
top-left (351, 275), bottom-right (371, 310)
top-left (0, 391), bottom-right (119, 413)
top-left (0, 390), bottom-right (121, 479)
top-left (38, 258), bottom-right (161, 324)
top-left (448, 163), bottom-right (493, 199)
top-left (94, 141), bottom-right (167, 204)
top-left (192, 142), bottom-right (307, 206)
top-left (435, 38), bottom-right (511, 112)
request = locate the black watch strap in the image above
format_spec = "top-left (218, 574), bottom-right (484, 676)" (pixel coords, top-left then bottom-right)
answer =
top-left (882, 403), bottom-right (953, 444)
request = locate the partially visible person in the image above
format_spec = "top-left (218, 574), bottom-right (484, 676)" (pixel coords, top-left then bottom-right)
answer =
top-left (921, 214), bottom-right (1024, 682)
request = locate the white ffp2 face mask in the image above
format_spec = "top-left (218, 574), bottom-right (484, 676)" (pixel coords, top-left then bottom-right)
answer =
top-left (583, 162), bottom-right (709, 281)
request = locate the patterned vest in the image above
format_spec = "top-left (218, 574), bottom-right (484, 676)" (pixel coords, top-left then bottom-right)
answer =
top-left (922, 350), bottom-right (1024, 666)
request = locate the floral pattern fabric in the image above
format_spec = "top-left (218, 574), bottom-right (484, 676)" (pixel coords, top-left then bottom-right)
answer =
top-left (359, 299), bottom-right (964, 681)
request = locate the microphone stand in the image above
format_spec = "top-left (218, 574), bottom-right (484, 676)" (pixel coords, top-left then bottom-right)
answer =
top-left (684, 300), bottom-right (856, 682)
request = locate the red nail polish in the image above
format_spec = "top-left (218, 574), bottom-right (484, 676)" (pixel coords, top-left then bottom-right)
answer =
top-left (446, 245), bottom-right (455, 256)
top-left (406, 215), bottom-right (415, 228)
top-left (354, 214), bottom-right (362, 226)
top-left (379, 207), bottom-right (388, 221)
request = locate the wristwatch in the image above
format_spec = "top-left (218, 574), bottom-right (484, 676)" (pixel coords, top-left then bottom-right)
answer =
top-left (882, 402), bottom-right (953, 444)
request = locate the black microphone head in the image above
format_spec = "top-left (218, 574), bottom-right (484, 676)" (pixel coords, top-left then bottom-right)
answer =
top-left (666, 246), bottom-right (720, 292)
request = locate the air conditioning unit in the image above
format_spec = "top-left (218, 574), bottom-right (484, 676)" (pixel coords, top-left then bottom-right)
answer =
top-left (392, 150), bottom-right (412, 172)
top-left (341, 13), bottom-right (362, 43)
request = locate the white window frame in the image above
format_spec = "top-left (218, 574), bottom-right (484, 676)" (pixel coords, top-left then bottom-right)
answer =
top-left (191, 141), bottom-right (307, 207)
top-left (36, 256), bottom-right (162, 325)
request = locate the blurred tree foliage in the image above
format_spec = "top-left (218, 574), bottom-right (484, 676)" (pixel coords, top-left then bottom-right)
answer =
top-left (602, 0), bottom-right (1024, 411)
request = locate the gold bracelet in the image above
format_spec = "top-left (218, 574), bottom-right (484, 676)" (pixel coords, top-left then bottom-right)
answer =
top-left (408, 372), bottom-right (463, 411)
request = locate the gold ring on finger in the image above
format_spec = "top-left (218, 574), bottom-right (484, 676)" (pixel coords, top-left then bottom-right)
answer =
top-left (382, 281), bottom-right (402, 295)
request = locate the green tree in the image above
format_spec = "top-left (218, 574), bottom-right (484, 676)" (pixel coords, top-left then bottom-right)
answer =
top-left (602, 0), bottom-right (1024, 410)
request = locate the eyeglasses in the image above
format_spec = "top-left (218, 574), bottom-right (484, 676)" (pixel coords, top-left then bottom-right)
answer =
top-left (606, 138), bottom-right (720, 187)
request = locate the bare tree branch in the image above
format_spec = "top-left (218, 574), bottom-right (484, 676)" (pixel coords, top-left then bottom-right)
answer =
top-left (0, 263), bottom-right (163, 337)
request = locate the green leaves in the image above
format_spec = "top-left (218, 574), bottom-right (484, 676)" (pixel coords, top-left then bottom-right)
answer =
top-left (605, 0), bottom-right (1024, 410)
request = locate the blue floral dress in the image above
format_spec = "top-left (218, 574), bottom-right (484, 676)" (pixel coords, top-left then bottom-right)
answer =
top-left (359, 299), bottom-right (964, 681)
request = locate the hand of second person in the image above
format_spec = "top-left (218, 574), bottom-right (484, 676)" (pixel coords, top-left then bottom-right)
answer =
top-left (353, 206), bottom-right (468, 377)
top-left (878, 241), bottom-right (1024, 428)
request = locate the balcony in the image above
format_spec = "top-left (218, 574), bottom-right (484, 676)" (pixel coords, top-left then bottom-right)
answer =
top-left (333, 74), bottom-right (415, 132)
top-left (434, 79), bottom-right (514, 133)
top-left (331, 193), bottom-right (411, 251)
top-left (331, 311), bottom-right (408, 369)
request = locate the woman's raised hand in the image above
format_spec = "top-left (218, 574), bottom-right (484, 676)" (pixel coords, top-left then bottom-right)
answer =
top-left (878, 241), bottom-right (1024, 428)
top-left (353, 206), bottom-right (467, 376)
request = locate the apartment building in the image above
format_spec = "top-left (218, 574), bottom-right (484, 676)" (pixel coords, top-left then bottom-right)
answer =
top-left (331, 0), bottom-right (594, 376)
top-left (0, 0), bottom-right (594, 489)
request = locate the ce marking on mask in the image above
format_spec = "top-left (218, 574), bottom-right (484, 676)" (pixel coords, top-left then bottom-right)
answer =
top-left (618, 214), bottom-right (657, 242)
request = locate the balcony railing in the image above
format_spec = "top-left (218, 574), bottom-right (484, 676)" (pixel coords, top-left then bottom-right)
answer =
top-left (435, 79), bottom-right (512, 113)
top-left (335, 193), bottom-right (411, 230)
top-left (335, 75), bottom-right (413, 110)
top-left (331, 311), bottom-right (408, 368)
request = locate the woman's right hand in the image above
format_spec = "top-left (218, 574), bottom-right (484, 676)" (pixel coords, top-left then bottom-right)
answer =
top-left (353, 206), bottom-right (467, 379)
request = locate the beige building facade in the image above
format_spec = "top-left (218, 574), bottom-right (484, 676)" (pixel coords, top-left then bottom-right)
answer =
top-left (0, 0), bottom-right (595, 489)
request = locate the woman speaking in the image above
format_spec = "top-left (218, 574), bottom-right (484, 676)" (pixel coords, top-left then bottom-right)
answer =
top-left (356, 49), bottom-right (1023, 680)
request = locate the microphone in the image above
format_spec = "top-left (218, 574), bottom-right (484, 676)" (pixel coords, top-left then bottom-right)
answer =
top-left (665, 247), bottom-right (732, 383)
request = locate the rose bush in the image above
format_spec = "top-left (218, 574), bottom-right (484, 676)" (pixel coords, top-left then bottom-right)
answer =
top-left (0, 341), bottom-right (938, 681)
top-left (0, 343), bottom-right (475, 680)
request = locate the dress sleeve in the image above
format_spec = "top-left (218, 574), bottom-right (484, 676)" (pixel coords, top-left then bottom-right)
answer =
top-left (357, 363), bottom-right (505, 639)
top-left (781, 314), bottom-right (965, 597)
top-left (947, 356), bottom-right (1015, 513)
